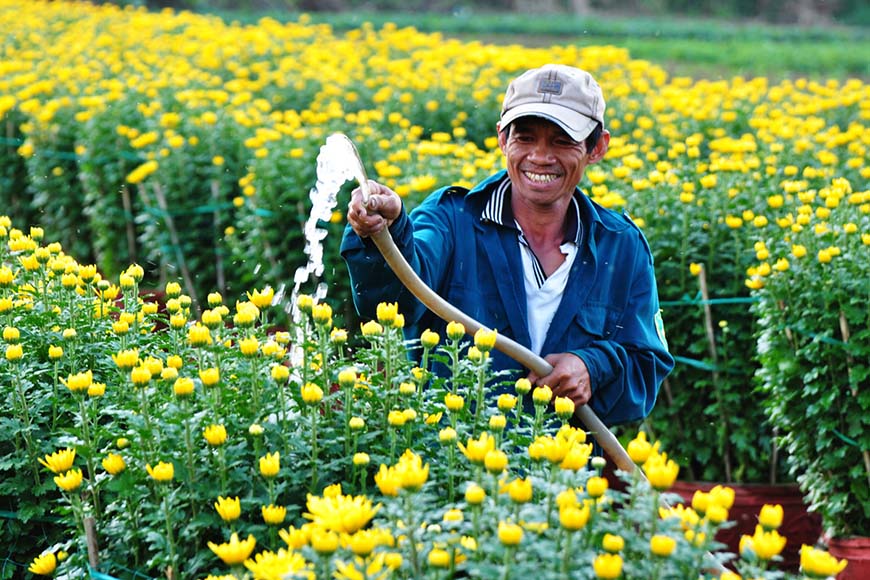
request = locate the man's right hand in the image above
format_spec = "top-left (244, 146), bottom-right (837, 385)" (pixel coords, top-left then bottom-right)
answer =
top-left (347, 180), bottom-right (403, 238)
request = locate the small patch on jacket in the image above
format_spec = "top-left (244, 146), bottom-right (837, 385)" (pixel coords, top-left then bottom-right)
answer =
top-left (655, 309), bottom-right (668, 350)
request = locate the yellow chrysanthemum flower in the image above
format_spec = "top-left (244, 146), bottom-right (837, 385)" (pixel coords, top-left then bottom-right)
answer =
top-left (146, 461), bottom-right (174, 483)
top-left (214, 496), bottom-right (241, 522)
top-left (39, 448), bottom-right (76, 474)
top-left (303, 490), bottom-right (380, 534)
top-left (259, 451), bottom-right (280, 478)
top-left (54, 468), bottom-right (83, 492)
top-left (208, 533), bottom-right (256, 566)
top-left (28, 552), bottom-right (57, 576)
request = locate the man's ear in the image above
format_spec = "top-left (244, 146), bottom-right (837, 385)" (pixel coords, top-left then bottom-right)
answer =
top-left (587, 129), bottom-right (610, 164)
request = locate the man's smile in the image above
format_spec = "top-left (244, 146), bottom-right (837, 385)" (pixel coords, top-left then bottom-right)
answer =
top-left (522, 170), bottom-right (560, 184)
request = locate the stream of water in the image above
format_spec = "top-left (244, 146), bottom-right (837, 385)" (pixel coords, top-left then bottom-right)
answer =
top-left (282, 133), bottom-right (365, 364)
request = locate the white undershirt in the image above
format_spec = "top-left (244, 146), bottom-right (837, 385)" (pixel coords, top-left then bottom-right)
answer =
top-left (520, 241), bottom-right (577, 355)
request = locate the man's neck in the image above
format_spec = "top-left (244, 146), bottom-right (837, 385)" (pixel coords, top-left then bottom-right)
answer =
top-left (511, 195), bottom-right (571, 246)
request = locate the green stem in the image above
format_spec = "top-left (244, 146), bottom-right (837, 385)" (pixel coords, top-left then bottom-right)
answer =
top-left (318, 329), bottom-right (331, 422)
top-left (161, 491), bottom-right (177, 577)
top-left (12, 365), bottom-right (40, 487)
top-left (217, 446), bottom-right (228, 495)
top-left (343, 384), bottom-right (352, 463)
top-left (546, 463), bottom-right (557, 526)
top-left (561, 529), bottom-right (572, 577)
top-left (500, 545), bottom-right (513, 580)
top-left (473, 361), bottom-right (486, 434)
top-left (449, 340), bottom-right (460, 394)
top-left (51, 361), bottom-right (60, 430)
top-left (446, 446), bottom-right (455, 503)
top-left (310, 407), bottom-right (319, 491)
top-left (182, 403), bottom-right (198, 518)
top-left (251, 358), bottom-right (261, 419)
top-left (404, 494), bottom-right (421, 578)
top-left (419, 347), bottom-right (431, 395)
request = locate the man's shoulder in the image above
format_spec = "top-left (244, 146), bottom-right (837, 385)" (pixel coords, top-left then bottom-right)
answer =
top-left (587, 199), bottom-right (654, 259)
top-left (424, 173), bottom-right (503, 212)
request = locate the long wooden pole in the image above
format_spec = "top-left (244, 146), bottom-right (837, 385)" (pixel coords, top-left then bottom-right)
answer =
top-left (369, 227), bottom-right (638, 474)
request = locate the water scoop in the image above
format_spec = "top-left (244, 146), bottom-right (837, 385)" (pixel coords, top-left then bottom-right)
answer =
top-left (332, 133), bottom-right (639, 476)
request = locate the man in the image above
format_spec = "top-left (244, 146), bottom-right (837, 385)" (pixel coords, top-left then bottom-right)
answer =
top-left (341, 64), bottom-right (673, 426)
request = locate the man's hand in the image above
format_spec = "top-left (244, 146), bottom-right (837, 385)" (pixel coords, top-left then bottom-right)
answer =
top-left (347, 180), bottom-right (403, 238)
top-left (527, 352), bottom-right (592, 407)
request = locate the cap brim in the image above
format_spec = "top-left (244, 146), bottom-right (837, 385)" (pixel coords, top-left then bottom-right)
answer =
top-left (501, 103), bottom-right (597, 142)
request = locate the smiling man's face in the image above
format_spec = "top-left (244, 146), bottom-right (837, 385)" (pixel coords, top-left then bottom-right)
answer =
top-left (498, 117), bottom-right (599, 210)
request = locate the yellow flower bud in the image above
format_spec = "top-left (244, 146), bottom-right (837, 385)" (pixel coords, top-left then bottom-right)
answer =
top-left (146, 461), bottom-right (174, 482)
top-left (203, 424), bottom-right (227, 446)
top-left (515, 377), bottom-right (532, 395)
top-left (444, 393), bottom-right (464, 412)
top-left (420, 329), bottom-right (439, 349)
top-left (214, 496), bottom-right (241, 522)
top-left (465, 483), bottom-right (486, 505)
top-left (758, 504), bottom-right (783, 530)
top-left (602, 533), bottom-right (624, 553)
top-left (650, 534), bottom-right (677, 557)
top-left (257, 450), bottom-right (280, 478)
top-left (497, 521), bottom-right (523, 546)
top-left (301, 382), bottom-right (323, 405)
top-left (473, 327), bottom-right (497, 352)
top-left (484, 449), bottom-right (508, 474)
top-left (261, 504), bottom-right (286, 526)
top-left (446, 320), bottom-right (465, 341)
top-left (586, 476), bottom-right (609, 498)
top-left (532, 385), bottom-right (553, 406)
top-left (101, 453), bottom-right (126, 475)
top-left (554, 396), bottom-right (575, 419)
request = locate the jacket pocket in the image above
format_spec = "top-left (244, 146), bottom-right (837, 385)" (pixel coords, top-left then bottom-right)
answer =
top-left (572, 302), bottom-right (623, 342)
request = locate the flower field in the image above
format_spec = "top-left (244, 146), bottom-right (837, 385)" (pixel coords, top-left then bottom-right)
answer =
top-left (0, 224), bottom-right (852, 580)
top-left (1, 0), bottom-right (868, 578)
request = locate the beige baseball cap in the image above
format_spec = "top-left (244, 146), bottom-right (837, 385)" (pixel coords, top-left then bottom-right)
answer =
top-left (500, 64), bottom-right (605, 142)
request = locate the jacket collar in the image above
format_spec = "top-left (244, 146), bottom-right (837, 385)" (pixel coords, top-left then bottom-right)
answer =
top-left (480, 173), bottom-right (581, 245)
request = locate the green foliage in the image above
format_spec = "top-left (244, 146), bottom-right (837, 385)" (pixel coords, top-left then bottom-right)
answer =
top-left (752, 185), bottom-right (870, 537)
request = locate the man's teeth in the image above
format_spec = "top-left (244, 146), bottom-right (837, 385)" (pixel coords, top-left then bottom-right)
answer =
top-left (524, 171), bottom-right (557, 183)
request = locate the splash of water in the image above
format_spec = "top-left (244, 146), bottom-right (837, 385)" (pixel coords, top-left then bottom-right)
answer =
top-left (284, 133), bottom-right (365, 364)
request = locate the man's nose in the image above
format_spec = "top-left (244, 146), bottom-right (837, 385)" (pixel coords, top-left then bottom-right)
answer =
top-left (528, 140), bottom-right (555, 162)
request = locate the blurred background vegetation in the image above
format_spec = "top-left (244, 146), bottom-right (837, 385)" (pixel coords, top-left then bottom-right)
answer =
top-left (113, 0), bottom-right (870, 27)
top-left (98, 0), bottom-right (870, 79)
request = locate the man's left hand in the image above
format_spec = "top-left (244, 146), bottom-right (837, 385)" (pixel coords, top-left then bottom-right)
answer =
top-left (527, 352), bottom-right (592, 407)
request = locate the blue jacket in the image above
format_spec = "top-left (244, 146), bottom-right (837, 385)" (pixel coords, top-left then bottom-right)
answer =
top-left (341, 170), bottom-right (674, 426)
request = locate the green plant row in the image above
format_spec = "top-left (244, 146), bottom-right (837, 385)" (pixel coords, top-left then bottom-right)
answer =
top-left (0, 216), bottom-right (850, 580)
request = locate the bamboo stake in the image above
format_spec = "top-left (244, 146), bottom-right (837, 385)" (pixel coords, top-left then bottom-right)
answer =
top-left (838, 311), bottom-right (870, 489)
top-left (84, 516), bottom-right (99, 570)
top-left (144, 182), bottom-right (200, 311)
top-left (698, 265), bottom-right (732, 483)
top-left (120, 183), bottom-right (138, 264)
top-left (210, 179), bottom-right (226, 295)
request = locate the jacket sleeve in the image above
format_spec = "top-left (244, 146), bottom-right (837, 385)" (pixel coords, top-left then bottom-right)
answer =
top-left (570, 241), bottom-right (674, 426)
top-left (340, 190), bottom-right (456, 323)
